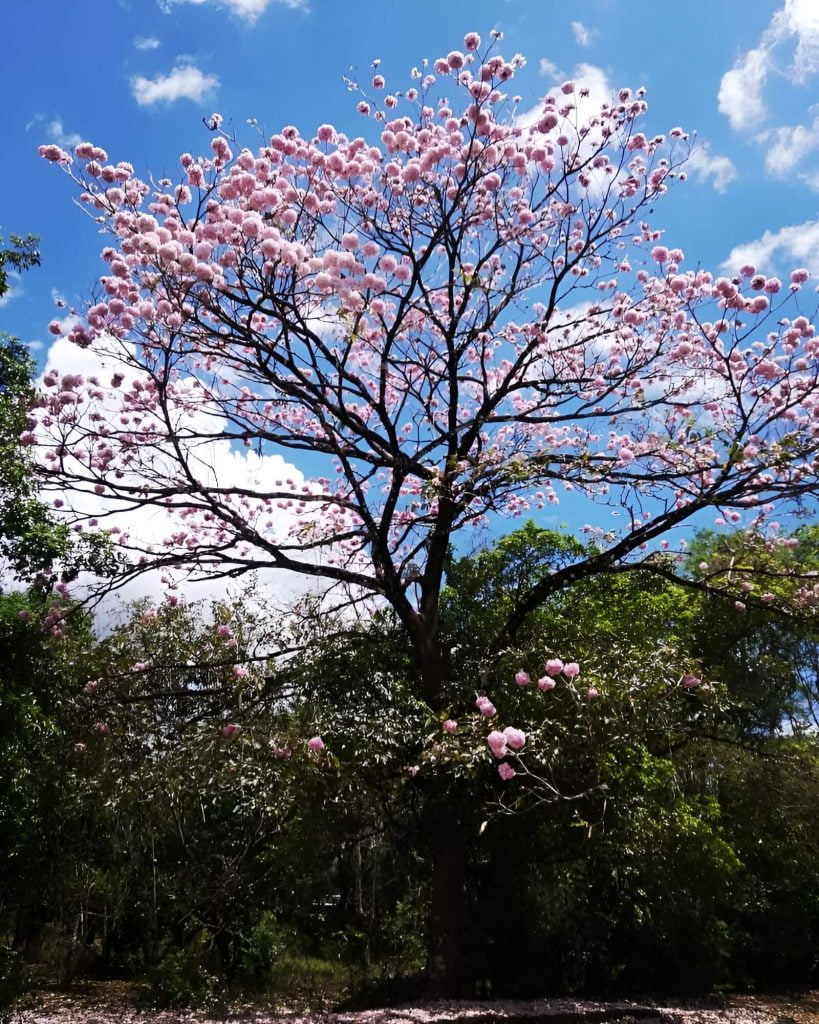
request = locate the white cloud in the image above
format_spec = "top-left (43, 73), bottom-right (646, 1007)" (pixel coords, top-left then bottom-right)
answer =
top-left (718, 3), bottom-right (819, 181)
top-left (517, 63), bottom-right (624, 201)
top-left (521, 62), bottom-right (613, 128)
top-left (26, 114), bottom-right (82, 150)
top-left (778, 0), bottom-right (819, 82)
top-left (761, 114), bottom-right (819, 176)
top-left (158, 0), bottom-right (307, 22)
top-left (718, 47), bottom-right (769, 131)
top-left (134, 35), bottom-right (161, 50)
top-left (686, 142), bottom-right (738, 192)
top-left (131, 64), bottom-right (219, 106)
top-left (571, 21), bottom-right (595, 48)
top-left (720, 218), bottom-right (819, 275)
top-left (0, 273), bottom-right (20, 308)
top-left (719, 0), bottom-right (819, 131)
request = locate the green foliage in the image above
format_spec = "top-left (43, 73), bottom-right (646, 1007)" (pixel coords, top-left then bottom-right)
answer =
top-left (0, 334), bottom-right (71, 582)
top-left (3, 523), bottom-right (819, 1003)
top-left (0, 945), bottom-right (26, 1024)
top-left (0, 233), bottom-right (40, 299)
top-left (148, 932), bottom-right (222, 1010)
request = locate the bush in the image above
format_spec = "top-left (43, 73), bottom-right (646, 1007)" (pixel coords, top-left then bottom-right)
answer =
top-left (0, 946), bottom-right (27, 1024)
top-left (148, 933), bottom-right (221, 1010)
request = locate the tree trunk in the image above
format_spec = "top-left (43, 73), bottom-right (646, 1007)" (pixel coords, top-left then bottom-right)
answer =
top-left (426, 823), bottom-right (469, 995)
top-left (409, 611), bottom-right (473, 994)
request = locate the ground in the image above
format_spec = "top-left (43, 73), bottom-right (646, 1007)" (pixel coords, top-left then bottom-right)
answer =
top-left (13, 987), bottom-right (819, 1024)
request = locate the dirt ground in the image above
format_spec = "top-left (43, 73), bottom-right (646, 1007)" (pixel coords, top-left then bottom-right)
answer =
top-left (13, 986), bottom-right (819, 1024)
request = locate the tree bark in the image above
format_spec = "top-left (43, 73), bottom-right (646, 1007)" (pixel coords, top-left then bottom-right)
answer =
top-left (426, 822), bottom-right (469, 995)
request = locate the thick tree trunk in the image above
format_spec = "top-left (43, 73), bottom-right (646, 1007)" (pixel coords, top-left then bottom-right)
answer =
top-left (407, 619), bottom-right (473, 994)
top-left (426, 822), bottom-right (469, 995)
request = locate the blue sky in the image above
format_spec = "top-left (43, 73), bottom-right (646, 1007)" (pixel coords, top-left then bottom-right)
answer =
top-left (3, 0), bottom-right (819, 359)
top-left (2, 0), bottom-right (818, 603)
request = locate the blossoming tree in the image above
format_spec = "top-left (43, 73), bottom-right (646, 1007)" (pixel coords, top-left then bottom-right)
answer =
top-left (34, 30), bottom-right (819, 988)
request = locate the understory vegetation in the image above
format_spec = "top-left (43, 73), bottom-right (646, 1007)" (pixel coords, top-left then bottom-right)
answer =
top-left (3, 523), bottom-right (819, 1011)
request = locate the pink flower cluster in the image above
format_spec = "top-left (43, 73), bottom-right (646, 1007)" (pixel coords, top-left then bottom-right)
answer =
top-left (486, 725), bottom-right (526, 759)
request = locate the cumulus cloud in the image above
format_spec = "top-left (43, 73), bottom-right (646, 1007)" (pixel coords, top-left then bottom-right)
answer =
top-left (720, 218), bottom-right (819, 276)
top-left (27, 114), bottom-right (82, 150)
top-left (718, 47), bottom-right (769, 131)
top-left (761, 114), bottom-right (819, 177)
top-left (685, 142), bottom-right (738, 192)
top-left (521, 61), bottom-right (613, 129)
top-left (782, 0), bottom-right (819, 81)
top-left (718, 2), bottom-right (819, 181)
top-left (571, 21), bottom-right (596, 48)
top-left (134, 35), bottom-right (161, 50)
top-left (719, 0), bottom-right (819, 130)
top-left (158, 0), bottom-right (307, 22)
top-left (131, 64), bottom-right (219, 106)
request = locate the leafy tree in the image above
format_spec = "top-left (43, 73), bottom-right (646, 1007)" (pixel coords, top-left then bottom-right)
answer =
top-left (36, 32), bottom-right (819, 989)
top-left (0, 336), bottom-right (73, 584)
top-left (0, 233), bottom-right (40, 299)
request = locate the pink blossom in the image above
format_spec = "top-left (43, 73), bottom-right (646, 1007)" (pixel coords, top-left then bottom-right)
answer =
top-left (503, 726), bottom-right (526, 750)
top-left (538, 676), bottom-right (556, 691)
top-left (464, 32), bottom-right (481, 51)
top-left (487, 730), bottom-right (507, 758)
top-left (372, 75), bottom-right (385, 89)
top-left (563, 662), bottom-right (580, 679)
top-left (735, 601), bottom-right (746, 612)
top-left (476, 696), bottom-right (497, 718)
top-left (586, 686), bottom-right (600, 699)
top-left (498, 762), bottom-right (516, 781)
top-left (39, 144), bottom-right (70, 163)
top-left (514, 669), bottom-right (531, 686)
top-left (443, 719), bottom-right (458, 733)
top-left (790, 268), bottom-right (809, 285)
top-left (545, 658), bottom-right (564, 677)
top-left (221, 724), bottom-right (242, 739)
top-left (95, 722), bottom-right (111, 736)
top-left (682, 674), bottom-right (701, 688)
top-left (307, 735), bottom-right (325, 752)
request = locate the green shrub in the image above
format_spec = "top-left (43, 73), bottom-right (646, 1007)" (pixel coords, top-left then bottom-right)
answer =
top-left (0, 946), bottom-right (27, 1024)
top-left (148, 933), bottom-right (221, 1009)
